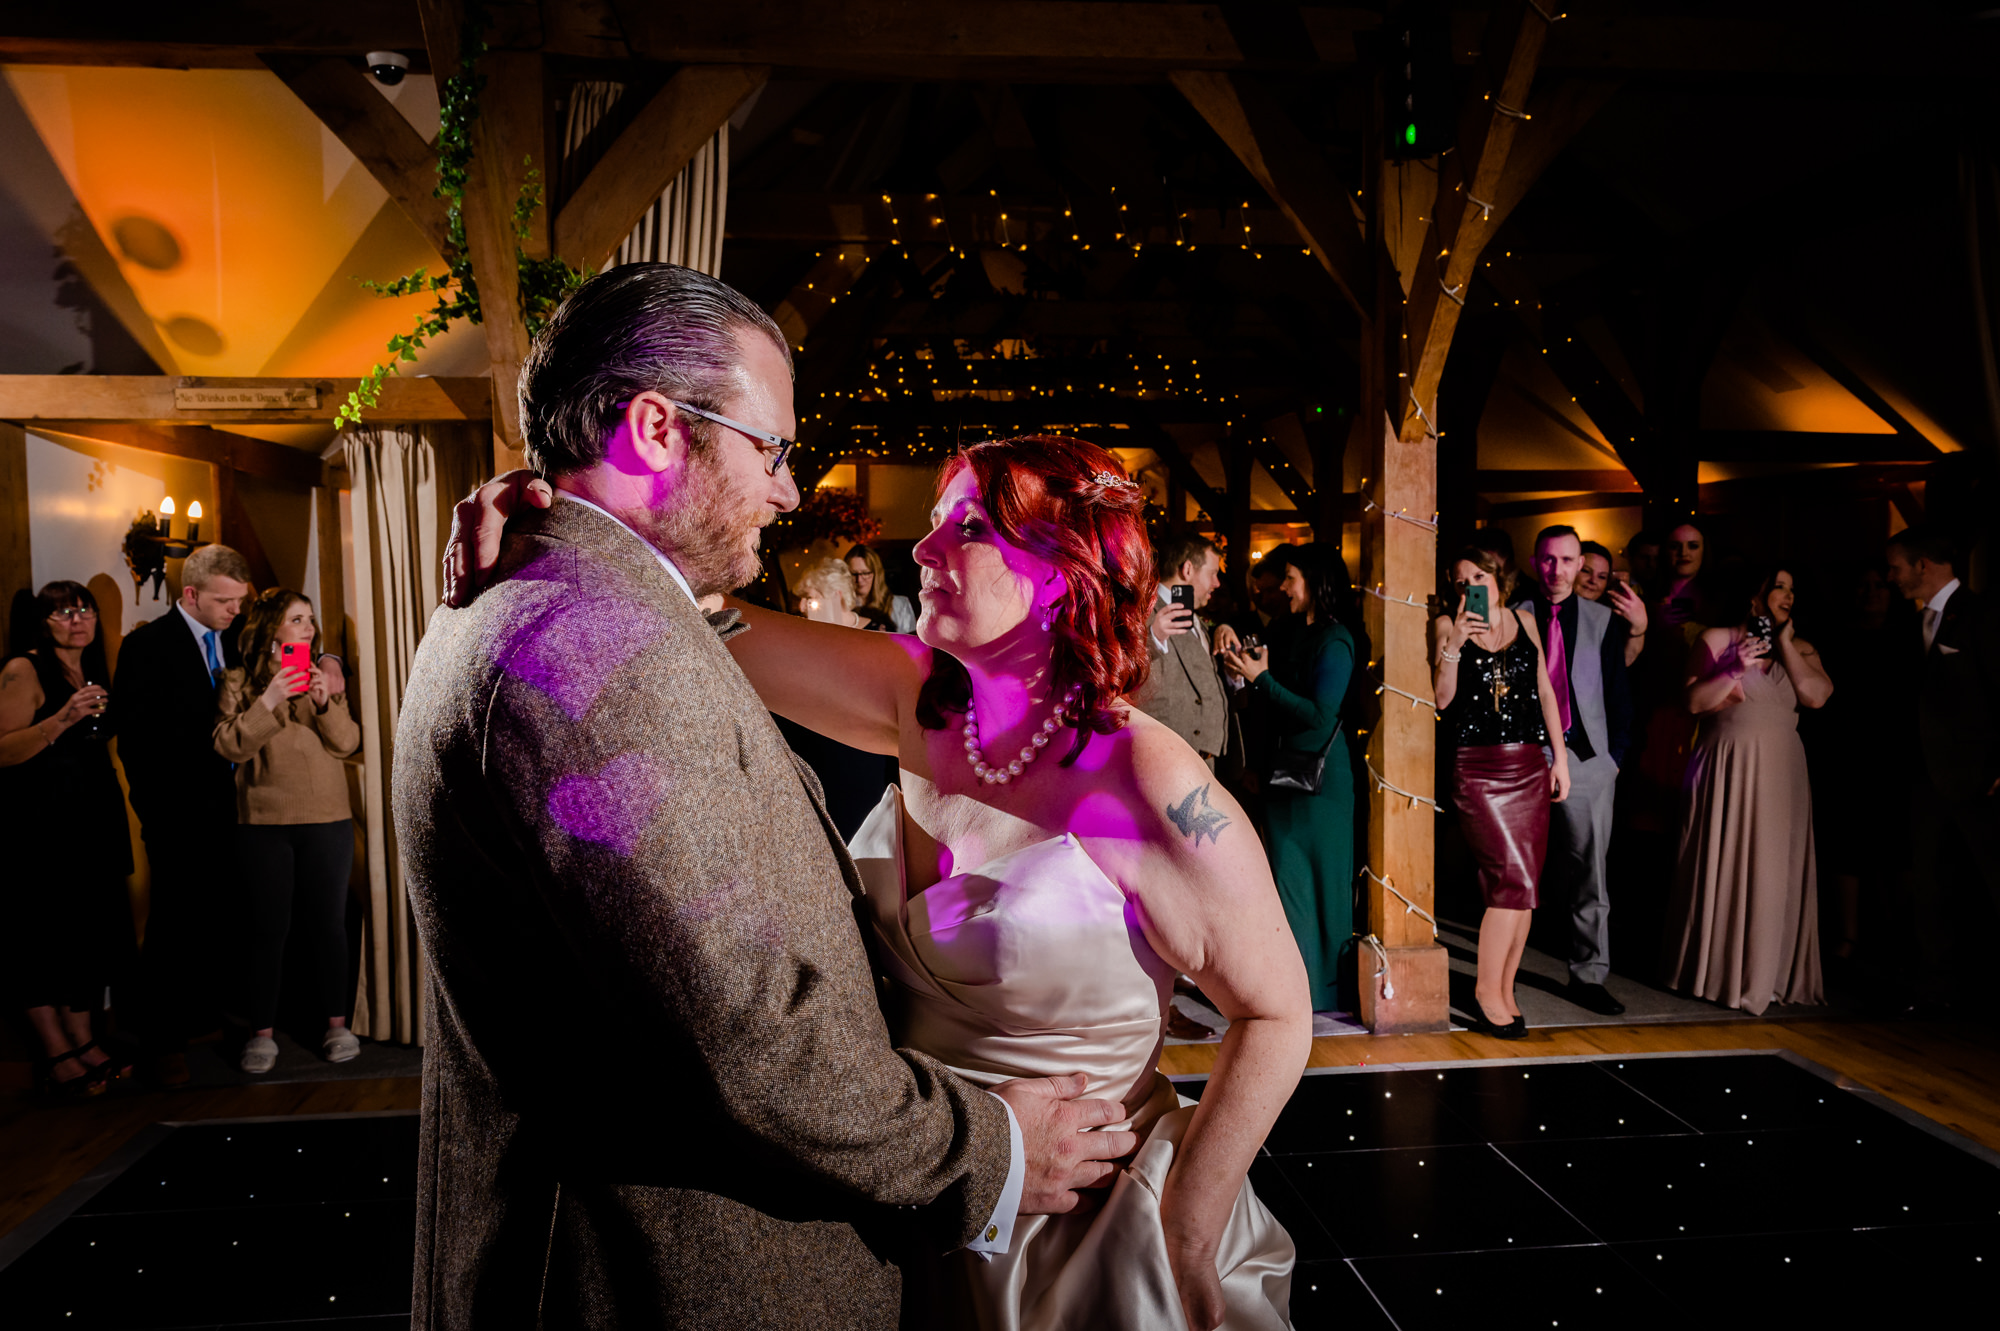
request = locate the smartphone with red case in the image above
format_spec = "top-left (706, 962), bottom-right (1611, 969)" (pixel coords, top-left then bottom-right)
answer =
top-left (280, 641), bottom-right (313, 693)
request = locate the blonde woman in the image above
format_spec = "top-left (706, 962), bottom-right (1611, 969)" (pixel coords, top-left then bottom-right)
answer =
top-left (797, 556), bottom-right (886, 630)
top-left (846, 542), bottom-right (915, 631)
top-left (213, 588), bottom-right (360, 1073)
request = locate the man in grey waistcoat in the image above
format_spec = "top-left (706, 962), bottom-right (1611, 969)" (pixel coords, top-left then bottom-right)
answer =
top-left (394, 263), bottom-right (1134, 1328)
top-left (1130, 532), bottom-right (1236, 770)
top-left (1527, 525), bottom-right (1636, 1016)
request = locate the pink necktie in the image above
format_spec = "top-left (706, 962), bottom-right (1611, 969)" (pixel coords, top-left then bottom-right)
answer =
top-left (1546, 607), bottom-right (1572, 735)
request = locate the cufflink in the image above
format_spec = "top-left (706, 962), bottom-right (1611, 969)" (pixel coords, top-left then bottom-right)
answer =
top-left (985, 1225), bottom-right (999, 1241)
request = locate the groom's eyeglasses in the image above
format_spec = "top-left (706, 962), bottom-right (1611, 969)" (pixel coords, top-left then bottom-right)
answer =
top-left (612, 398), bottom-right (796, 477)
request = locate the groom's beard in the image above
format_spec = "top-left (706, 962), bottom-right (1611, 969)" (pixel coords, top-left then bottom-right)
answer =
top-left (650, 447), bottom-right (770, 598)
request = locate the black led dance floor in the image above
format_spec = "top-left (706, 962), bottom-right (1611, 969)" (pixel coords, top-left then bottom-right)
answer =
top-left (1210, 1051), bottom-right (2000, 1328)
top-left (2, 1053), bottom-right (1996, 1328)
top-left (0, 1113), bottom-right (416, 1330)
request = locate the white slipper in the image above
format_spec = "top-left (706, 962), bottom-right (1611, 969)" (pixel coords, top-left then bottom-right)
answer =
top-left (323, 1027), bottom-right (360, 1064)
top-left (240, 1036), bottom-right (278, 1074)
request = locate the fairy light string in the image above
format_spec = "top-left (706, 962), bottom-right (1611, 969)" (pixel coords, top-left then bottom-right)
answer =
top-left (1365, 759), bottom-right (1444, 814)
top-left (1359, 865), bottom-right (1440, 937)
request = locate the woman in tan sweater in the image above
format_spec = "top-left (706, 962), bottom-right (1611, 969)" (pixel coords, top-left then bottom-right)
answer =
top-left (214, 588), bottom-right (360, 1073)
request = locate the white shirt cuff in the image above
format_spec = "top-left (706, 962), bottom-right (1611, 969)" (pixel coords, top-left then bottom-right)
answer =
top-left (1150, 628), bottom-right (1172, 656)
top-left (964, 1092), bottom-right (1026, 1259)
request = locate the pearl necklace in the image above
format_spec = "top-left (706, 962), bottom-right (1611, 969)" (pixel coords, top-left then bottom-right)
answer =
top-left (963, 684), bottom-right (1082, 785)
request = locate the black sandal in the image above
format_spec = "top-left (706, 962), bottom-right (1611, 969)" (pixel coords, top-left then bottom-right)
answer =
top-left (35, 1046), bottom-right (107, 1099)
top-left (69, 1039), bottom-right (131, 1083)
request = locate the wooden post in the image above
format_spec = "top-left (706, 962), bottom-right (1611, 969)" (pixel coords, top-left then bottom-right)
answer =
top-left (419, 0), bottom-right (540, 474)
top-left (1358, 418), bottom-right (1449, 1032)
top-left (1357, 62), bottom-right (1448, 1034)
top-left (0, 422), bottom-right (30, 647)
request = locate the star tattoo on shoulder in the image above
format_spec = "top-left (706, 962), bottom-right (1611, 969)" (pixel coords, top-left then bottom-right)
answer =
top-left (1165, 783), bottom-right (1231, 847)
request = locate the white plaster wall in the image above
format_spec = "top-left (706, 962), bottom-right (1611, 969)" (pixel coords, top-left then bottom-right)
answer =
top-left (25, 429), bottom-right (162, 596)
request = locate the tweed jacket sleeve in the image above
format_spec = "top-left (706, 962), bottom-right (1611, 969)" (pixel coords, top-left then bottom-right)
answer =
top-left (466, 508), bottom-right (1010, 1247)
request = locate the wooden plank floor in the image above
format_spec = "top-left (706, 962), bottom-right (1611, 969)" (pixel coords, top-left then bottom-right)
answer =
top-left (6, 1016), bottom-right (1997, 1245)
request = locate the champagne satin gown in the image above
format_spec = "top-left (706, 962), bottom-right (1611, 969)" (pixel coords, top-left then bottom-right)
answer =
top-left (1663, 655), bottom-right (1825, 1014)
top-left (850, 787), bottom-right (1296, 1330)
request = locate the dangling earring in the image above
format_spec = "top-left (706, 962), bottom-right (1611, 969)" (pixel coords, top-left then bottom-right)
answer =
top-left (1040, 602), bottom-right (1057, 632)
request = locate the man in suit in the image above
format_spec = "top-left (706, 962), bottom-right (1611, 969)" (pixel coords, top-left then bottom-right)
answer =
top-left (1131, 532), bottom-right (1234, 769)
top-left (1886, 525), bottom-right (2000, 1006)
top-left (1526, 525), bottom-right (1635, 1016)
top-left (112, 542), bottom-right (251, 1084)
top-left (396, 264), bottom-right (1133, 1328)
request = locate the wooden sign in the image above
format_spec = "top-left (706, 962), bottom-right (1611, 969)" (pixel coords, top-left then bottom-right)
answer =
top-left (173, 384), bottom-right (320, 411)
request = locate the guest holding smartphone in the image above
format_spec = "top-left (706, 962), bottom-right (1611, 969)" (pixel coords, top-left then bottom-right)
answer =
top-left (1220, 544), bottom-right (1357, 1014)
top-left (1663, 566), bottom-right (1831, 1014)
top-left (1434, 547), bottom-right (1570, 1037)
top-left (213, 588), bottom-right (360, 1073)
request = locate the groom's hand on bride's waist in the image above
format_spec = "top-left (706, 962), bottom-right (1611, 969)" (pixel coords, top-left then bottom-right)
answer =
top-left (993, 1073), bottom-right (1137, 1216)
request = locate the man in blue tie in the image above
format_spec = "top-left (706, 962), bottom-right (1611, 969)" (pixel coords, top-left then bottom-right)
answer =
top-left (112, 543), bottom-right (253, 1085)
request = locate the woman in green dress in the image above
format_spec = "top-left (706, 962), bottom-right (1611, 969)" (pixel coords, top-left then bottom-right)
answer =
top-left (1221, 544), bottom-right (1356, 1013)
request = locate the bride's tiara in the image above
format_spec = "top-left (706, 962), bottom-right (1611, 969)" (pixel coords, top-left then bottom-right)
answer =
top-left (1091, 471), bottom-right (1140, 490)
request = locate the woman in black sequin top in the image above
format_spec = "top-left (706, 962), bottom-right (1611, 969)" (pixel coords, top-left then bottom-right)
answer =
top-left (1433, 547), bottom-right (1570, 1038)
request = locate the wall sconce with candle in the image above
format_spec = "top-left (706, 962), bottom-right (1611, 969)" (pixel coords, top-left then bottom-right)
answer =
top-left (122, 495), bottom-right (210, 603)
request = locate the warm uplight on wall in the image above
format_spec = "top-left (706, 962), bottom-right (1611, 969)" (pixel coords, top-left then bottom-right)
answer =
top-left (187, 500), bottom-right (204, 542)
top-left (158, 496), bottom-right (175, 534)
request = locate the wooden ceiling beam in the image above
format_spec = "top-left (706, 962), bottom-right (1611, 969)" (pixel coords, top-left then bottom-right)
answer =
top-left (1396, 4), bottom-right (1560, 445)
top-left (1124, 422), bottom-right (1226, 522)
top-left (36, 421), bottom-right (324, 489)
top-left (880, 297), bottom-right (1315, 345)
top-left (419, 0), bottom-right (538, 468)
top-left (1694, 430), bottom-right (1939, 463)
top-left (553, 65), bottom-right (770, 272)
top-left (1483, 490), bottom-right (1641, 520)
top-left (0, 6), bottom-right (1943, 76)
top-left (262, 54), bottom-right (454, 259)
top-left (837, 399), bottom-right (1240, 428)
top-left (1476, 468), bottom-right (1638, 492)
top-left (1170, 71), bottom-right (1369, 318)
top-left (607, 4), bottom-right (1367, 76)
top-left (0, 375), bottom-right (492, 423)
top-left (723, 192), bottom-right (1310, 248)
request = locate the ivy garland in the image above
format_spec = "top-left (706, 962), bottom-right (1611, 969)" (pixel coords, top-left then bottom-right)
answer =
top-left (334, 5), bottom-right (586, 430)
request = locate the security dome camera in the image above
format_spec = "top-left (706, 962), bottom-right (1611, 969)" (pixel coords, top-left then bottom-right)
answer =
top-left (365, 51), bottom-right (410, 86)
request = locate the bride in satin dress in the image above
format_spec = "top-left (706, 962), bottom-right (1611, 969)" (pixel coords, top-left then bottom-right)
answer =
top-left (456, 434), bottom-right (1310, 1329)
top-left (723, 436), bottom-right (1310, 1330)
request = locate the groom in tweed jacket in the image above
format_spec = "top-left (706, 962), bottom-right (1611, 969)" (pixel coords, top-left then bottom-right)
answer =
top-left (395, 265), bottom-right (1133, 1328)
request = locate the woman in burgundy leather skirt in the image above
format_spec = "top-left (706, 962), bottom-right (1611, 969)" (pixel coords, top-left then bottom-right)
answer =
top-left (1434, 547), bottom-right (1571, 1038)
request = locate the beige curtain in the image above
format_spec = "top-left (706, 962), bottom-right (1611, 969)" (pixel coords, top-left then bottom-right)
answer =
top-left (564, 80), bottom-right (731, 277)
top-left (344, 422), bottom-right (486, 1045)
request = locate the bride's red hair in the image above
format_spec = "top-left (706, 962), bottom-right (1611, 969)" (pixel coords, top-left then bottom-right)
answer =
top-left (916, 435), bottom-right (1157, 764)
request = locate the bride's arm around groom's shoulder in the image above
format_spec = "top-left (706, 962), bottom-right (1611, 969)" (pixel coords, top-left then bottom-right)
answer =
top-left (721, 593), bottom-right (928, 755)
top-left (1097, 719), bottom-right (1313, 1330)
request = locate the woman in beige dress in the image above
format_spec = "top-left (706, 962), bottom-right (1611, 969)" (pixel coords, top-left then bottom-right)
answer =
top-left (1664, 567), bottom-right (1832, 1014)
